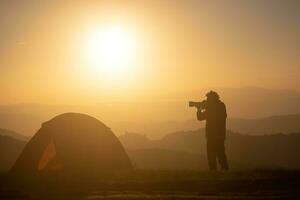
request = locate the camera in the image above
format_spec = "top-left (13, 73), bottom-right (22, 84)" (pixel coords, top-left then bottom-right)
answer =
top-left (189, 100), bottom-right (207, 109)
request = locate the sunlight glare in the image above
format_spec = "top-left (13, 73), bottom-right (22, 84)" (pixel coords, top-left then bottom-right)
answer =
top-left (85, 25), bottom-right (137, 79)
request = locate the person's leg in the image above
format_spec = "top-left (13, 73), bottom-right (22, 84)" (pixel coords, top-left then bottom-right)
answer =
top-left (216, 139), bottom-right (229, 171)
top-left (206, 139), bottom-right (217, 170)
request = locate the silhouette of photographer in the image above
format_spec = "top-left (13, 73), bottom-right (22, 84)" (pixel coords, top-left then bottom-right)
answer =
top-left (190, 91), bottom-right (229, 171)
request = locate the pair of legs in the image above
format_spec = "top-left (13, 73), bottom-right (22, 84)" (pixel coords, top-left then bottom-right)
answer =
top-left (206, 139), bottom-right (229, 171)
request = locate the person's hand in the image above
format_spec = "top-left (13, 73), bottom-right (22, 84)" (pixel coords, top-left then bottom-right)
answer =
top-left (196, 106), bottom-right (202, 111)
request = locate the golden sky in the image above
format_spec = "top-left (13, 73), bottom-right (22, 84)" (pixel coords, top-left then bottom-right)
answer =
top-left (0, 0), bottom-right (299, 104)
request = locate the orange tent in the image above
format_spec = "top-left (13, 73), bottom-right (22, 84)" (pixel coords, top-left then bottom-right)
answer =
top-left (11, 113), bottom-right (132, 174)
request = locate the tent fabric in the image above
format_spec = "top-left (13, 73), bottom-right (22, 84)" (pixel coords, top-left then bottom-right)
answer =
top-left (38, 139), bottom-right (56, 171)
top-left (11, 113), bottom-right (132, 174)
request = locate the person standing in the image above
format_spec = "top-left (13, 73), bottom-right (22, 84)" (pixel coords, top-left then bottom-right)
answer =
top-left (194, 91), bottom-right (229, 171)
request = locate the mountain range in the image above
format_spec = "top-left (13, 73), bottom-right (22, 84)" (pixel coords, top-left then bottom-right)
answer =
top-left (120, 130), bottom-right (300, 170)
top-left (0, 135), bottom-right (26, 172)
top-left (0, 87), bottom-right (299, 138)
top-left (1, 127), bottom-right (300, 171)
top-left (0, 128), bottom-right (29, 141)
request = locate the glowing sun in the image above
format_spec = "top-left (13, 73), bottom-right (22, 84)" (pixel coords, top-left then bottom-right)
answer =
top-left (85, 25), bottom-right (137, 78)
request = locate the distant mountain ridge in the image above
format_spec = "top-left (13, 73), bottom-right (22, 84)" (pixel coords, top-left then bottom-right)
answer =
top-left (120, 130), bottom-right (300, 169)
top-left (116, 113), bottom-right (300, 138)
top-left (0, 112), bottom-right (299, 138)
top-left (0, 87), bottom-right (299, 137)
top-left (0, 128), bottom-right (29, 141)
top-left (0, 135), bottom-right (26, 172)
top-left (228, 113), bottom-right (300, 134)
top-left (2, 129), bottom-right (300, 171)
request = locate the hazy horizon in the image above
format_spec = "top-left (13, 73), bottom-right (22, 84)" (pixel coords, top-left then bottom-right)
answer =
top-left (0, 86), bottom-right (300, 137)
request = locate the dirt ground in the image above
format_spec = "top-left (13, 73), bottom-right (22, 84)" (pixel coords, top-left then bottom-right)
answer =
top-left (0, 170), bottom-right (299, 199)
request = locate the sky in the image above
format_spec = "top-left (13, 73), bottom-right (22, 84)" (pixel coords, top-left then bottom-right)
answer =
top-left (0, 0), bottom-right (299, 104)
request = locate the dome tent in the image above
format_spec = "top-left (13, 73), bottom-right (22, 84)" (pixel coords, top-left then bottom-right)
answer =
top-left (11, 113), bottom-right (132, 174)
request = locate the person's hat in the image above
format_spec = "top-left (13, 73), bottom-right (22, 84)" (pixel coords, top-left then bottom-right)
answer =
top-left (206, 91), bottom-right (220, 100)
